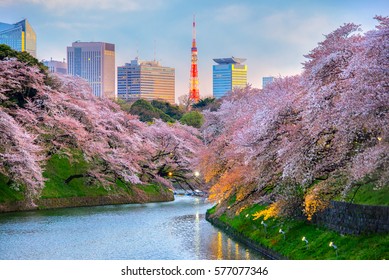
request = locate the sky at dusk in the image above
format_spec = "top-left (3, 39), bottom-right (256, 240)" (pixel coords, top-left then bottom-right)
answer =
top-left (0, 0), bottom-right (388, 101)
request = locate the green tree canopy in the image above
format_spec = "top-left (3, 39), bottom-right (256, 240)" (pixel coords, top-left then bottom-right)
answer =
top-left (0, 44), bottom-right (47, 74)
top-left (151, 100), bottom-right (184, 120)
top-left (129, 99), bottom-right (175, 123)
top-left (180, 111), bottom-right (204, 128)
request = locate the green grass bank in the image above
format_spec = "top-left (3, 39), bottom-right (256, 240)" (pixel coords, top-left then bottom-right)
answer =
top-left (0, 150), bottom-right (173, 213)
top-left (206, 203), bottom-right (389, 260)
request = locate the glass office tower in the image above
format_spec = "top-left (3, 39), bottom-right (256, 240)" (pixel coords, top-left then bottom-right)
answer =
top-left (117, 58), bottom-right (175, 104)
top-left (67, 42), bottom-right (115, 99)
top-left (262, 76), bottom-right (275, 88)
top-left (213, 57), bottom-right (247, 99)
top-left (0, 19), bottom-right (37, 57)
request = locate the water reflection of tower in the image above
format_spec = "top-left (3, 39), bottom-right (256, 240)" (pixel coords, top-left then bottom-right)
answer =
top-left (189, 15), bottom-right (200, 102)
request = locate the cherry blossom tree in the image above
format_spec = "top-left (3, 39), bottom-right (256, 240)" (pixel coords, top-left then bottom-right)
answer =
top-left (1, 58), bottom-right (203, 208)
top-left (201, 17), bottom-right (389, 219)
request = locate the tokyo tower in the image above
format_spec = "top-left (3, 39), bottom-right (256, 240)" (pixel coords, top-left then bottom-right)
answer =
top-left (189, 15), bottom-right (200, 102)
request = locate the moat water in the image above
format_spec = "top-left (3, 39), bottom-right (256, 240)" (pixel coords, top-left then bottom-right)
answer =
top-left (0, 196), bottom-right (265, 260)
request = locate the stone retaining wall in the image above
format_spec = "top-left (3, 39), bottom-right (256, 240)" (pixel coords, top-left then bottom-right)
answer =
top-left (312, 201), bottom-right (389, 235)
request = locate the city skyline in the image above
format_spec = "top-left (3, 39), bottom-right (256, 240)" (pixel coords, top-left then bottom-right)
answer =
top-left (0, 0), bottom-right (387, 102)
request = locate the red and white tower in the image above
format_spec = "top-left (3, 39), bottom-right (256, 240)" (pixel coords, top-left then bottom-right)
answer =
top-left (189, 15), bottom-right (200, 102)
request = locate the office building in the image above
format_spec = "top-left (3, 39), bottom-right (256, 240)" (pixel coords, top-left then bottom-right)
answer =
top-left (43, 59), bottom-right (67, 75)
top-left (117, 58), bottom-right (175, 104)
top-left (262, 76), bottom-right (275, 88)
top-left (67, 41), bottom-right (115, 99)
top-left (213, 57), bottom-right (247, 99)
top-left (0, 19), bottom-right (37, 57)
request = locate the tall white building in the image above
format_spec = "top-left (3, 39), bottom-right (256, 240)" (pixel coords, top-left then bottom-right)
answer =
top-left (67, 41), bottom-right (115, 99)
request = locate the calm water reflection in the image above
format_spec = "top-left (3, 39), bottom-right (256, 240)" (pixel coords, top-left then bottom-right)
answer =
top-left (0, 196), bottom-right (265, 260)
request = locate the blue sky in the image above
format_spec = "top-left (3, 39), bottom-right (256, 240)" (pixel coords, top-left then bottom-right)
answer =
top-left (0, 0), bottom-right (388, 101)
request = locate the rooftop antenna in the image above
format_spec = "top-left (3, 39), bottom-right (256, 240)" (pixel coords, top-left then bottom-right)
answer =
top-left (136, 41), bottom-right (139, 60)
top-left (154, 39), bottom-right (156, 62)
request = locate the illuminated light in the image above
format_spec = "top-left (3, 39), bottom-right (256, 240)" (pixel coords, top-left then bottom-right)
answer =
top-left (245, 249), bottom-right (250, 260)
top-left (194, 171), bottom-right (200, 177)
top-left (235, 243), bottom-right (240, 259)
top-left (329, 242), bottom-right (338, 256)
top-left (168, 172), bottom-right (173, 177)
top-left (217, 231), bottom-right (223, 260)
top-left (377, 137), bottom-right (382, 141)
top-left (227, 238), bottom-right (231, 259)
top-left (279, 228), bottom-right (285, 240)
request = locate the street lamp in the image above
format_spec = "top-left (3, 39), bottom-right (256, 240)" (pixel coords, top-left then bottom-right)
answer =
top-left (194, 171), bottom-right (200, 177)
top-left (302, 236), bottom-right (309, 248)
top-left (168, 171), bottom-right (173, 177)
top-left (261, 220), bottom-right (268, 236)
top-left (279, 229), bottom-right (285, 240)
top-left (329, 242), bottom-right (338, 257)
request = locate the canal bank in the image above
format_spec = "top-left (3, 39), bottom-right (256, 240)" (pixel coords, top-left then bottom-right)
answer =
top-left (206, 211), bottom-right (285, 260)
top-left (206, 204), bottom-right (389, 260)
top-left (0, 180), bottom-right (174, 213)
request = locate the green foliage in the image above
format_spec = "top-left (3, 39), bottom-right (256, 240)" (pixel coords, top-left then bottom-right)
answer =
top-left (137, 183), bottom-right (164, 195)
top-left (0, 44), bottom-right (47, 74)
top-left (115, 98), bottom-right (133, 113)
top-left (151, 100), bottom-right (184, 120)
top-left (180, 111), bottom-right (204, 128)
top-left (344, 182), bottom-right (389, 206)
top-left (210, 204), bottom-right (389, 260)
top-left (129, 99), bottom-right (175, 123)
top-left (0, 173), bottom-right (25, 203)
top-left (192, 97), bottom-right (220, 111)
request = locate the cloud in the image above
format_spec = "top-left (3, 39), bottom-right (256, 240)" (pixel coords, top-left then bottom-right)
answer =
top-left (0, 0), bottom-right (163, 12)
top-left (215, 4), bottom-right (252, 24)
top-left (260, 10), bottom-right (332, 47)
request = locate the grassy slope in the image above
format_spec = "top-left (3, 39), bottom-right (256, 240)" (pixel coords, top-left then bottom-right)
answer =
top-left (343, 182), bottom-right (389, 206)
top-left (0, 150), bottom-right (172, 208)
top-left (0, 173), bottom-right (24, 203)
top-left (41, 150), bottom-right (109, 198)
top-left (208, 204), bottom-right (389, 260)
